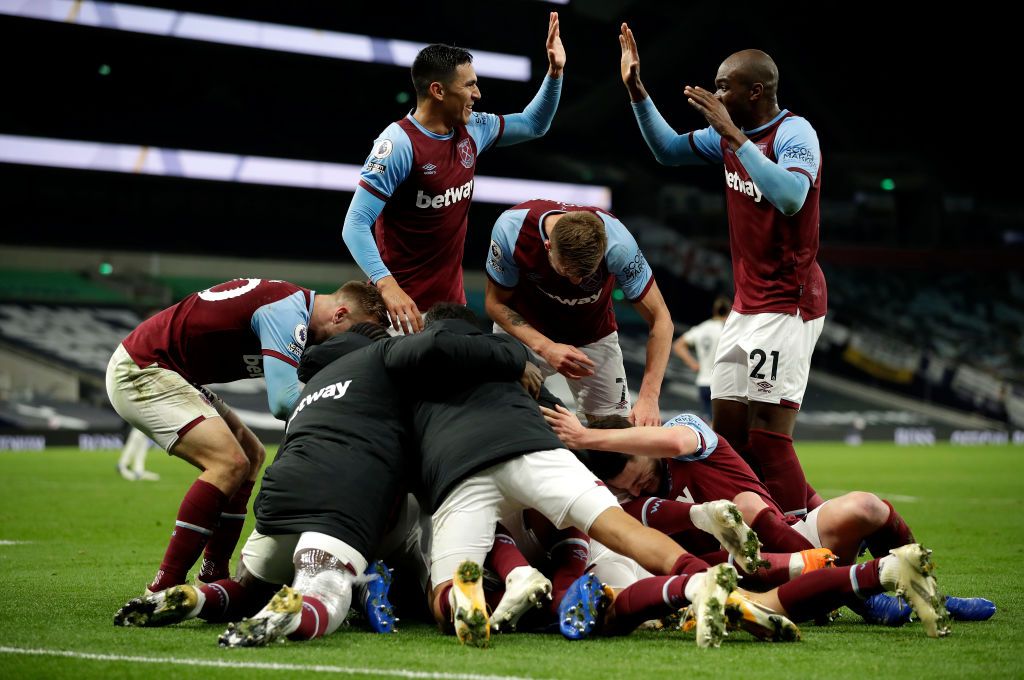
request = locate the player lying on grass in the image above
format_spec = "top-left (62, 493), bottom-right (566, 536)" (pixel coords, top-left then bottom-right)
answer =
top-left (542, 405), bottom-right (994, 627)
top-left (114, 319), bottom-right (536, 646)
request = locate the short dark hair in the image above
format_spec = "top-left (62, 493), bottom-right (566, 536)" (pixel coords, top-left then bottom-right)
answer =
top-left (411, 44), bottom-right (473, 99)
top-left (424, 301), bottom-right (479, 326)
top-left (579, 414), bottom-right (634, 480)
top-left (580, 449), bottom-right (631, 481)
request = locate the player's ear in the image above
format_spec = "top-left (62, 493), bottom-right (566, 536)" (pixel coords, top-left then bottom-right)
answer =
top-left (749, 81), bottom-right (763, 101)
top-left (544, 239), bottom-right (551, 251)
top-left (428, 80), bottom-right (445, 101)
top-left (332, 305), bottom-right (350, 324)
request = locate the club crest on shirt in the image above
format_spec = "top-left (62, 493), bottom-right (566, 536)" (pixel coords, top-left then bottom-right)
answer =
top-left (457, 139), bottom-right (475, 168)
top-left (372, 139), bottom-right (394, 159)
top-left (756, 142), bottom-right (770, 156)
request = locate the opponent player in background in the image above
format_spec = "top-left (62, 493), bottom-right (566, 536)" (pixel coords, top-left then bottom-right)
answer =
top-left (484, 201), bottom-right (672, 426)
top-left (343, 13), bottom-right (566, 334)
top-left (620, 25), bottom-right (825, 517)
top-left (673, 296), bottom-right (731, 422)
top-left (106, 278), bottom-right (386, 594)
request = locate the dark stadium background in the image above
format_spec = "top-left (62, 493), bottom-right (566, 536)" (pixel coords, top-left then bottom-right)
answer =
top-left (0, 0), bottom-right (1019, 442)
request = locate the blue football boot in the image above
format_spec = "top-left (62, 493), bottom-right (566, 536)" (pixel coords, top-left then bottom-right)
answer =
top-left (558, 573), bottom-right (613, 640)
top-left (944, 595), bottom-right (996, 621)
top-left (361, 560), bottom-right (398, 633)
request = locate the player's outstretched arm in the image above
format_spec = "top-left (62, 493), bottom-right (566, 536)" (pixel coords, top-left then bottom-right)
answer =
top-left (341, 188), bottom-right (423, 334)
top-left (541, 404), bottom-right (698, 457)
top-left (629, 280), bottom-right (673, 426)
top-left (485, 279), bottom-right (595, 380)
top-left (498, 12), bottom-right (564, 147)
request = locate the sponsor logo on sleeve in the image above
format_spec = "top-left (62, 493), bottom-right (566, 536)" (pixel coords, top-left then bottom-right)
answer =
top-left (372, 139), bottom-right (394, 159)
top-left (620, 251), bottom-right (649, 283)
top-left (782, 145), bottom-right (816, 164)
top-left (366, 161), bottom-right (386, 173)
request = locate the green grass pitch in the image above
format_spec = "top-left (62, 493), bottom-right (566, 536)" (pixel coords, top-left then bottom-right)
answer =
top-left (1, 443), bottom-right (1021, 679)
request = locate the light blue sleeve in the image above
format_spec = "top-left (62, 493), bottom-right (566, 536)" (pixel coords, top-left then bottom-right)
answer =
top-left (251, 292), bottom-right (308, 419)
top-left (775, 116), bottom-right (821, 179)
top-left (485, 209), bottom-right (529, 287)
top-left (735, 139), bottom-right (811, 216)
top-left (356, 123), bottom-right (413, 199)
top-left (632, 97), bottom-right (722, 165)
top-left (466, 111), bottom-right (503, 153)
top-left (341, 187), bottom-right (390, 282)
top-left (497, 75), bottom-right (561, 147)
top-left (263, 356), bottom-right (302, 420)
top-left (664, 412), bottom-right (719, 462)
top-left (603, 214), bottom-right (653, 301)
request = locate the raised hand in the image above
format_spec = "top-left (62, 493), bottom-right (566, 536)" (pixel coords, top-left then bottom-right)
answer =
top-left (619, 23), bottom-right (646, 101)
top-left (547, 12), bottom-right (565, 76)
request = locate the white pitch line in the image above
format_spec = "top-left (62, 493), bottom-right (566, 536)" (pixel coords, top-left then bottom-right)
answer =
top-left (0, 540), bottom-right (32, 545)
top-left (0, 647), bottom-right (539, 680)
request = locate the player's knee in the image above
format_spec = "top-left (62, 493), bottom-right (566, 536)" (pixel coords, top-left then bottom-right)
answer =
top-left (732, 491), bottom-right (767, 523)
top-left (845, 491), bottom-right (888, 528)
top-left (214, 446), bottom-right (250, 485)
top-left (239, 433), bottom-right (266, 472)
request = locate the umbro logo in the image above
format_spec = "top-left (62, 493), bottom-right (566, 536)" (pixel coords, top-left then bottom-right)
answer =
top-left (421, 163), bottom-right (437, 175)
top-left (756, 380), bottom-right (773, 393)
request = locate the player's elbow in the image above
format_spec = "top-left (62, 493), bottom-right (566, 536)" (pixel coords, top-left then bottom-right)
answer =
top-left (777, 198), bottom-right (803, 216)
top-left (269, 399), bottom-right (293, 422)
top-left (667, 430), bottom-right (697, 456)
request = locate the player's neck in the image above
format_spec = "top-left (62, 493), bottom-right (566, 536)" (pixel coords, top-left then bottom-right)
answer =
top-left (748, 104), bottom-right (782, 131)
top-left (412, 105), bottom-right (454, 135)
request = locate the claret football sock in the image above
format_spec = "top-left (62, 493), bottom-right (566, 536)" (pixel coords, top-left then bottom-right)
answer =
top-left (777, 559), bottom-right (883, 622)
top-left (751, 507), bottom-right (815, 552)
top-left (864, 500), bottom-right (915, 558)
top-left (150, 479), bottom-right (227, 592)
top-left (747, 429), bottom-right (809, 518)
top-left (199, 480), bottom-right (254, 582)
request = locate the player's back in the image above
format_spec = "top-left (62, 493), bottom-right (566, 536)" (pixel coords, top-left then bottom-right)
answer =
top-left (122, 278), bottom-right (309, 386)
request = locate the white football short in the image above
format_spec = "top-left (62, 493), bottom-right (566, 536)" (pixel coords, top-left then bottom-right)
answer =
top-left (711, 311), bottom-right (824, 409)
top-left (787, 501), bottom-right (827, 548)
top-left (587, 539), bottom-right (652, 591)
top-left (429, 448), bottom-right (618, 585)
top-left (106, 344), bottom-right (224, 452)
top-left (239, 530), bottom-right (368, 586)
top-left (493, 326), bottom-right (630, 418)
